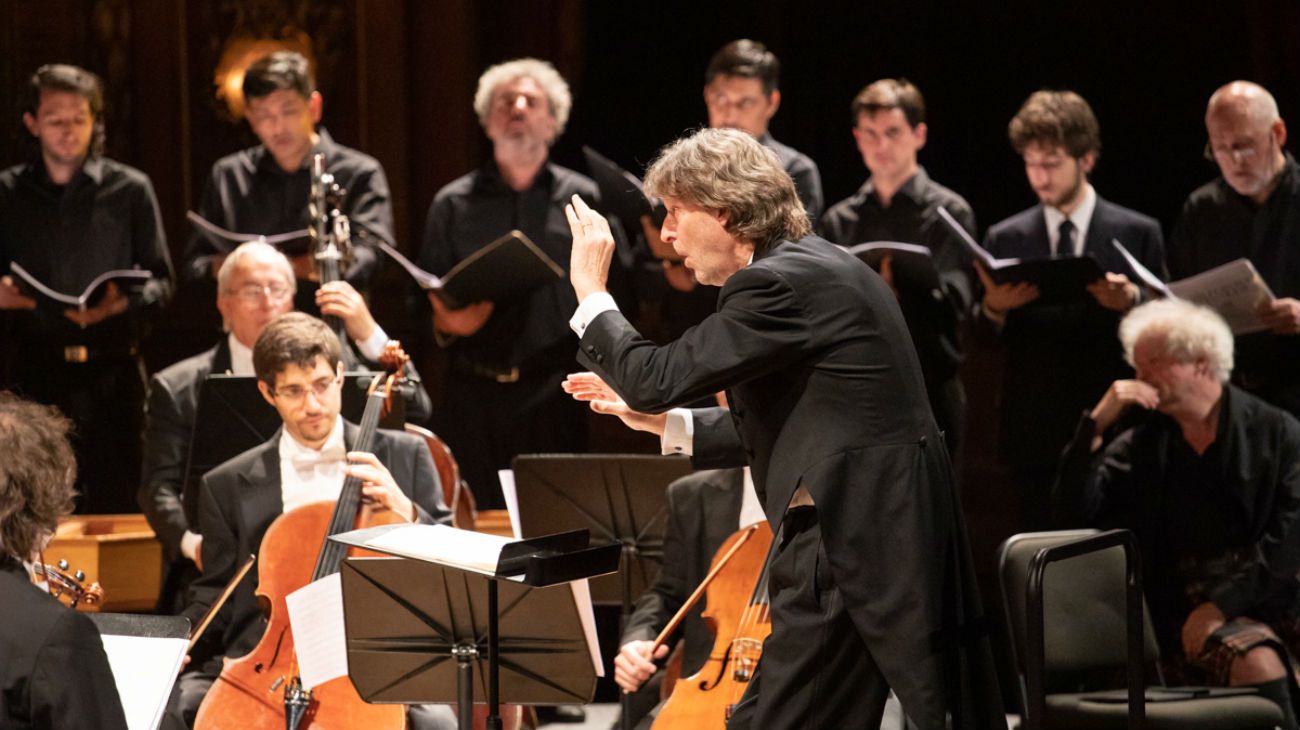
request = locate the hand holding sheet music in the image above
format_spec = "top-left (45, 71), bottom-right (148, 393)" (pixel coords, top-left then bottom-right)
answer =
top-left (8, 262), bottom-right (148, 322)
top-left (938, 206), bottom-right (1104, 303)
top-left (844, 241), bottom-right (942, 295)
top-left (1111, 240), bottom-right (1275, 334)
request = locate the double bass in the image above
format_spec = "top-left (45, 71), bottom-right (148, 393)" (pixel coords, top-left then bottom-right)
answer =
top-left (651, 521), bottom-right (775, 729)
top-left (193, 347), bottom-right (411, 730)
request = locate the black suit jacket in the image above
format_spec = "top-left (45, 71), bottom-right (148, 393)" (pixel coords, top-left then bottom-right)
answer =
top-left (621, 468), bottom-right (745, 675)
top-left (140, 339), bottom-right (434, 558)
top-left (983, 196), bottom-right (1167, 468)
top-left (0, 558), bottom-right (128, 730)
top-left (182, 422), bottom-right (450, 665)
top-left (578, 235), bottom-right (1003, 728)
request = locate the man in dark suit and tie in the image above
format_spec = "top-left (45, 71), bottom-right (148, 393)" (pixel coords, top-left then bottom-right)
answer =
top-left (0, 392), bottom-right (128, 730)
top-left (167, 312), bottom-right (451, 729)
top-left (563, 128), bottom-right (1002, 729)
top-left (979, 90), bottom-right (1166, 529)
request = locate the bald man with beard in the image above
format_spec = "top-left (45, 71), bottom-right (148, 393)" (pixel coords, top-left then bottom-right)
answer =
top-left (1168, 81), bottom-right (1300, 418)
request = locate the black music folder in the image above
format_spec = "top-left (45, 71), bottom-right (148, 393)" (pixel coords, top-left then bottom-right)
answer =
top-left (846, 241), bottom-right (942, 294)
top-left (378, 232), bottom-right (563, 309)
top-left (938, 206), bottom-right (1104, 302)
top-left (582, 146), bottom-right (665, 228)
top-left (8, 262), bottom-right (151, 312)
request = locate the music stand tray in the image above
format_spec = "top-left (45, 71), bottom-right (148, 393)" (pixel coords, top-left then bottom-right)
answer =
top-left (330, 524), bottom-right (620, 730)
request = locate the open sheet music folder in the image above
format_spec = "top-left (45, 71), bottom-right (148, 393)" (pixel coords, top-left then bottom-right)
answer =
top-left (1112, 239), bottom-right (1275, 334)
top-left (582, 145), bottom-right (665, 229)
top-left (937, 206), bottom-right (1105, 302)
top-left (185, 210), bottom-right (311, 256)
top-left (845, 241), bottom-right (942, 294)
top-left (8, 262), bottom-right (151, 312)
top-left (378, 231), bottom-right (563, 309)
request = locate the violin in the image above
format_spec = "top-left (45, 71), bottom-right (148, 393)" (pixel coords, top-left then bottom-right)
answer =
top-left (32, 558), bottom-right (103, 610)
top-left (652, 521), bottom-right (774, 729)
top-left (194, 344), bottom-right (411, 730)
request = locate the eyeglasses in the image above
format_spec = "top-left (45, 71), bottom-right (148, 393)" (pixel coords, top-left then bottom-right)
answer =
top-left (227, 283), bottom-right (293, 302)
top-left (269, 376), bottom-right (337, 404)
top-left (1204, 136), bottom-right (1267, 163)
top-left (706, 93), bottom-right (764, 113)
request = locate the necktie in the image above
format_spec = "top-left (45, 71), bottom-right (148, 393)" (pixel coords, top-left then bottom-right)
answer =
top-left (1057, 219), bottom-right (1076, 258)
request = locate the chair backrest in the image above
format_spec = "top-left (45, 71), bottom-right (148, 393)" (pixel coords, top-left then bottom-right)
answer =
top-left (404, 423), bottom-right (476, 530)
top-left (999, 530), bottom-right (1159, 681)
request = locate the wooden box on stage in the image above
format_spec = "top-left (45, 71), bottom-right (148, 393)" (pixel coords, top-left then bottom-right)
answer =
top-left (47, 514), bottom-right (161, 612)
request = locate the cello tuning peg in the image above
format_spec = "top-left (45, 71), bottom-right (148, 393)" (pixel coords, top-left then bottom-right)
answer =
top-left (57, 559), bottom-right (69, 570)
top-left (74, 570), bottom-right (86, 582)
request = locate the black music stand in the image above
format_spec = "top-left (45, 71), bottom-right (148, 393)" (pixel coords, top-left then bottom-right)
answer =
top-left (182, 372), bottom-right (404, 524)
top-left (512, 454), bottom-right (692, 730)
top-left (330, 525), bottom-right (621, 730)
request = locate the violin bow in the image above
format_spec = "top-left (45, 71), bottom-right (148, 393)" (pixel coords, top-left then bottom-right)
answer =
top-left (649, 523), bottom-right (761, 654)
top-left (188, 554), bottom-right (257, 652)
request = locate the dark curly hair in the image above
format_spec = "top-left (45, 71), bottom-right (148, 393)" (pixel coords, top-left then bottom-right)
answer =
top-left (0, 392), bottom-right (77, 562)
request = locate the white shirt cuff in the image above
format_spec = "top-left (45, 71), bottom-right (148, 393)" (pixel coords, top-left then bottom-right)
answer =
top-left (181, 530), bottom-right (202, 562)
top-left (660, 408), bottom-right (694, 456)
top-left (355, 324), bottom-right (390, 362)
top-left (569, 292), bottom-right (619, 337)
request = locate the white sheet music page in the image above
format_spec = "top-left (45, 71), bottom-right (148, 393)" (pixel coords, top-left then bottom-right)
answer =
top-left (98, 633), bottom-right (188, 730)
top-left (366, 523), bottom-right (512, 574)
top-left (498, 469), bottom-right (522, 539)
top-left (285, 572), bottom-right (349, 690)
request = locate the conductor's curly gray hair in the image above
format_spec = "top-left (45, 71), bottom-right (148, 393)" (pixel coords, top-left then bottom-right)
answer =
top-left (1119, 299), bottom-right (1234, 383)
top-left (643, 128), bottom-right (810, 255)
top-left (472, 58), bottom-right (572, 140)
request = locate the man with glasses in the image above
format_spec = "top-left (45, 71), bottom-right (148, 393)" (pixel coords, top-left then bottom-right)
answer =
top-left (140, 240), bottom-right (428, 612)
top-left (704, 39), bottom-right (822, 222)
top-left (1168, 81), bottom-right (1300, 417)
top-left (168, 311), bottom-right (452, 729)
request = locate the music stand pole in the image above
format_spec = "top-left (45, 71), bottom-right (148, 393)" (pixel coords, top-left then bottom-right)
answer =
top-left (619, 543), bottom-right (636, 730)
top-left (487, 579), bottom-right (503, 730)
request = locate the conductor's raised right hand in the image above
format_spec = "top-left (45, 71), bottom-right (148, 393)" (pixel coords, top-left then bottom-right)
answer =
top-left (562, 372), bottom-right (667, 436)
top-left (614, 640), bottom-right (669, 693)
top-left (428, 292), bottom-right (493, 337)
top-left (566, 194), bottom-right (616, 303)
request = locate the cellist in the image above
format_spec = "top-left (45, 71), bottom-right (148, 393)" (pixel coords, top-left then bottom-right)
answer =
top-left (615, 464), bottom-right (761, 729)
top-left (165, 312), bottom-right (455, 730)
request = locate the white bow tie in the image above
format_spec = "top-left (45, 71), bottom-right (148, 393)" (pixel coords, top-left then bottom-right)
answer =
top-left (289, 445), bottom-right (347, 475)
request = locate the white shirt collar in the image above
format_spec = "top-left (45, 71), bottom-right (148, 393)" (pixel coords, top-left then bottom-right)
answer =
top-left (1043, 183), bottom-right (1097, 257)
top-left (278, 415), bottom-right (346, 461)
top-left (228, 333), bottom-right (255, 376)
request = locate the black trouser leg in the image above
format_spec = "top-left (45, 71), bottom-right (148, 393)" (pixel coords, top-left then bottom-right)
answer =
top-left (728, 508), bottom-right (891, 730)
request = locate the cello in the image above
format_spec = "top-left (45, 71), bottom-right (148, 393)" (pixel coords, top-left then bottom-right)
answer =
top-left (193, 345), bottom-right (411, 730)
top-left (651, 520), bottom-right (774, 729)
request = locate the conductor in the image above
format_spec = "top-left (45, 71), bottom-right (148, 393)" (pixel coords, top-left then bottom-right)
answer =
top-left (562, 128), bottom-right (1001, 729)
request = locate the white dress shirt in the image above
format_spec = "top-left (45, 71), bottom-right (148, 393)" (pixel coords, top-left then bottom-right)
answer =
top-left (1043, 183), bottom-right (1097, 258)
top-left (278, 416), bottom-right (348, 514)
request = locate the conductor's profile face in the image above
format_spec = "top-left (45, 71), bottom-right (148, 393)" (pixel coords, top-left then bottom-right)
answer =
top-left (260, 355), bottom-right (343, 449)
top-left (660, 196), bottom-right (753, 287)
